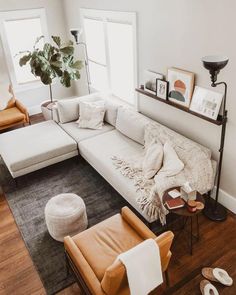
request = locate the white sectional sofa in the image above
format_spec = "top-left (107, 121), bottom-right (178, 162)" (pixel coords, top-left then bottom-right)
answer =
top-left (0, 93), bottom-right (215, 223)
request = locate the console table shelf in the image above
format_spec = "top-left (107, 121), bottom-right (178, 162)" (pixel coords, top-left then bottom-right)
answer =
top-left (136, 88), bottom-right (223, 126)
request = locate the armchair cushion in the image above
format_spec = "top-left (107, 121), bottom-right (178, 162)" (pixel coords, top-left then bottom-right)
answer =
top-left (0, 107), bottom-right (25, 127)
top-left (71, 213), bottom-right (143, 281)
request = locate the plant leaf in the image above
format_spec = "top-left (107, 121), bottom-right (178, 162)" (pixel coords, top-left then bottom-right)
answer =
top-left (33, 35), bottom-right (44, 49)
top-left (71, 60), bottom-right (83, 70)
top-left (60, 46), bottom-right (74, 56)
top-left (19, 54), bottom-right (32, 66)
top-left (52, 36), bottom-right (61, 48)
top-left (60, 71), bottom-right (71, 87)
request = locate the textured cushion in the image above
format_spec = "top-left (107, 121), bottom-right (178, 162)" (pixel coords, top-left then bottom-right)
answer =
top-left (0, 107), bottom-right (25, 126)
top-left (77, 101), bottom-right (105, 130)
top-left (57, 98), bottom-right (80, 123)
top-left (142, 140), bottom-right (164, 179)
top-left (116, 107), bottom-right (150, 145)
top-left (0, 120), bottom-right (77, 172)
top-left (78, 130), bottom-right (154, 223)
top-left (159, 142), bottom-right (184, 176)
top-left (59, 121), bottom-right (114, 143)
top-left (104, 100), bottom-right (120, 126)
top-left (45, 193), bottom-right (87, 242)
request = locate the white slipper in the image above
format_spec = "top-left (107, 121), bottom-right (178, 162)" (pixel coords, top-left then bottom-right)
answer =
top-left (200, 280), bottom-right (219, 295)
top-left (202, 267), bottom-right (233, 286)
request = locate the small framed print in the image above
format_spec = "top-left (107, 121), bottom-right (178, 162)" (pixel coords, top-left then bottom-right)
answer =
top-left (144, 70), bottom-right (164, 94)
top-left (156, 79), bottom-right (169, 100)
top-left (190, 86), bottom-right (223, 120)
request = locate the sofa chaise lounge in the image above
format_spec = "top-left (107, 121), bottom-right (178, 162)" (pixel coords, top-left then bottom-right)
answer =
top-left (0, 93), bottom-right (216, 223)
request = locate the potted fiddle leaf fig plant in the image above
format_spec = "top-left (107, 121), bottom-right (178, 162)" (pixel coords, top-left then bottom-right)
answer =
top-left (18, 35), bottom-right (83, 103)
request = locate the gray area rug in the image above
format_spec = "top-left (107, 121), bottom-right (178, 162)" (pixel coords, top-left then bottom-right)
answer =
top-left (0, 156), bottom-right (128, 294)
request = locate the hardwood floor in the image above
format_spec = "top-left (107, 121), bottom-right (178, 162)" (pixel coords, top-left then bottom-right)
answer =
top-left (0, 114), bottom-right (236, 295)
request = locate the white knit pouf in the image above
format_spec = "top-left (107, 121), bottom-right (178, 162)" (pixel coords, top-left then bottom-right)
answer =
top-left (45, 193), bottom-right (88, 242)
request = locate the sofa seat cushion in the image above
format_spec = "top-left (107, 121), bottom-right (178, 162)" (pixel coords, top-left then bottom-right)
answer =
top-left (0, 107), bottom-right (25, 126)
top-left (0, 120), bottom-right (77, 172)
top-left (79, 130), bottom-right (154, 223)
top-left (72, 213), bottom-right (143, 281)
top-left (59, 122), bottom-right (114, 143)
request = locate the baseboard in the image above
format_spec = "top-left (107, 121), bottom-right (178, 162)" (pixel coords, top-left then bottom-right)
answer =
top-left (28, 105), bottom-right (42, 115)
top-left (212, 187), bottom-right (236, 214)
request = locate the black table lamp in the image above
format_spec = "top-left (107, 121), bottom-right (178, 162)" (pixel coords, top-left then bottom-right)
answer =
top-left (202, 55), bottom-right (229, 221)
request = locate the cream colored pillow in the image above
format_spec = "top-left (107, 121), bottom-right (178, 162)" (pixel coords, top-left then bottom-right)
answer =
top-left (159, 142), bottom-right (184, 176)
top-left (142, 140), bottom-right (164, 179)
top-left (76, 101), bottom-right (105, 129)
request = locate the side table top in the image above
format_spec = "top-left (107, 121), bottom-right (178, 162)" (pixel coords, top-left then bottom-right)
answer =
top-left (163, 187), bottom-right (205, 217)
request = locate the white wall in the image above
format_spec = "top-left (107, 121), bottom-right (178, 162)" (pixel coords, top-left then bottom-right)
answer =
top-left (63, 0), bottom-right (236, 206)
top-left (0, 0), bottom-right (76, 114)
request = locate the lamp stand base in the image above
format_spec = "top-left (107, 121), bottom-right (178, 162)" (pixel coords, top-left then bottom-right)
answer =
top-left (203, 200), bottom-right (227, 221)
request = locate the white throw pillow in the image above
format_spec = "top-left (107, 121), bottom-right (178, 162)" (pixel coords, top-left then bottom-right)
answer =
top-left (57, 99), bottom-right (80, 123)
top-left (160, 142), bottom-right (184, 176)
top-left (76, 101), bottom-right (105, 129)
top-left (142, 140), bottom-right (164, 179)
top-left (116, 107), bottom-right (150, 145)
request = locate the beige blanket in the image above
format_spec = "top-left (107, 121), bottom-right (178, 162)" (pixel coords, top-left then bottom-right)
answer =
top-left (112, 122), bottom-right (215, 225)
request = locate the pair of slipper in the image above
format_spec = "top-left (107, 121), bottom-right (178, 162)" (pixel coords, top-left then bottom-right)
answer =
top-left (200, 267), bottom-right (233, 295)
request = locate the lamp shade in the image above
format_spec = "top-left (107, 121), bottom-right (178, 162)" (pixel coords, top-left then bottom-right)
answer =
top-left (202, 55), bottom-right (229, 83)
top-left (70, 28), bottom-right (83, 44)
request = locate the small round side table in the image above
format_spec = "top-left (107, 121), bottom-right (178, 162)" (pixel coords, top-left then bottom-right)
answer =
top-left (163, 187), bottom-right (205, 255)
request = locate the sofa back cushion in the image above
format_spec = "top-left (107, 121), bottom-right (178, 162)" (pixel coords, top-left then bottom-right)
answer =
top-left (116, 107), bottom-right (150, 145)
top-left (57, 93), bottom-right (104, 124)
top-left (104, 100), bottom-right (120, 126)
top-left (57, 98), bottom-right (80, 123)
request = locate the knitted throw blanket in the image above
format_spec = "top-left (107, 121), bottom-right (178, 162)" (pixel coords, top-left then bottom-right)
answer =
top-left (112, 122), bottom-right (215, 225)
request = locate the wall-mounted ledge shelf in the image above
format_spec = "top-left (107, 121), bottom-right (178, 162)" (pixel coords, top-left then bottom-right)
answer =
top-left (136, 88), bottom-right (224, 126)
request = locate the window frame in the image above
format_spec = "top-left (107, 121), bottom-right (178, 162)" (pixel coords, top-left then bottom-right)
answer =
top-left (80, 8), bottom-right (138, 106)
top-left (0, 8), bottom-right (49, 93)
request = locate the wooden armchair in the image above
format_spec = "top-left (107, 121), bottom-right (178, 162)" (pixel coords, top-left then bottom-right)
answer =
top-left (64, 207), bottom-right (174, 295)
top-left (0, 85), bottom-right (30, 131)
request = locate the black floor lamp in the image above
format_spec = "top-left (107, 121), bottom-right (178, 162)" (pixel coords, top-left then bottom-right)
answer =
top-left (201, 55), bottom-right (229, 221)
top-left (70, 28), bottom-right (91, 94)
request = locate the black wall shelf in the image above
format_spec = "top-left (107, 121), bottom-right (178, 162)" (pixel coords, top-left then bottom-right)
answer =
top-left (136, 88), bottom-right (224, 126)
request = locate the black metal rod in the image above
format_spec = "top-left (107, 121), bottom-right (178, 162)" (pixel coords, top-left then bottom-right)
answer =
top-left (77, 42), bottom-right (91, 94)
top-left (211, 82), bottom-right (228, 211)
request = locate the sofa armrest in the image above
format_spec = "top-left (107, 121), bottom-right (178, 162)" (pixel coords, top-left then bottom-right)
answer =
top-left (15, 99), bottom-right (29, 123)
top-left (64, 236), bottom-right (105, 295)
top-left (121, 206), bottom-right (156, 240)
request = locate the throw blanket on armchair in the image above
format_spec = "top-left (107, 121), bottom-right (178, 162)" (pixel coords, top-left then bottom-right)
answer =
top-left (112, 122), bottom-right (216, 225)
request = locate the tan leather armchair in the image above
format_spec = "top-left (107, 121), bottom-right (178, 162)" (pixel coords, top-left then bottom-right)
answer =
top-left (0, 86), bottom-right (30, 131)
top-left (64, 207), bottom-right (174, 295)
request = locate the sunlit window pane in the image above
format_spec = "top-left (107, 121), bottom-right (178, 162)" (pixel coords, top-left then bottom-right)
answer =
top-left (88, 61), bottom-right (108, 92)
top-left (84, 18), bottom-right (106, 65)
top-left (107, 22), bottom-right (135, 104)
top-left (4, 18), bottom-right (44, 84)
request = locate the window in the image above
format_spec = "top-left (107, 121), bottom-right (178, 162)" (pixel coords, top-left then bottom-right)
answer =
top-left (81, 9), bottom-right (137, 105)
top-left (0, 9), bottom-right (48, 92)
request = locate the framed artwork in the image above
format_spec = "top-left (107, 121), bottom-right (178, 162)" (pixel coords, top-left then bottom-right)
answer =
top-left (156, 79), bottom-right (169, 100)
top-left (190, 86), bottom-right (223, 120)
top-left (167, 68), bottom-right (195, 108)
top-left (144, 70), bottom-right (164, 94)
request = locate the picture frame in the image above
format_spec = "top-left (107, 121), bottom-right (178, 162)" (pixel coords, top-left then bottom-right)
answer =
top-left (144, 70), bottom-right (164, 94)
top-left (156, 79), bottom-right (169, 100)
top-left (190, 86), bottom-right (223, 120)
top-left (167, 68), bottom-right (195, 108)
